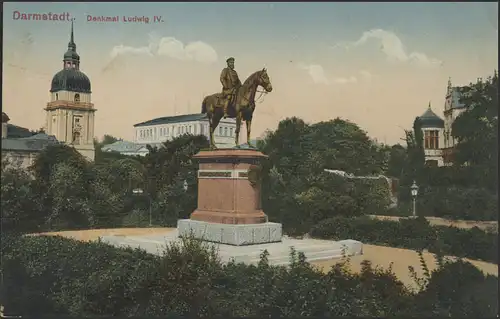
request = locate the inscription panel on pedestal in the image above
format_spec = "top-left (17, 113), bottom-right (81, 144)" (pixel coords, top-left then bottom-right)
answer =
top-left (198, 169), bottom-right (249, 179)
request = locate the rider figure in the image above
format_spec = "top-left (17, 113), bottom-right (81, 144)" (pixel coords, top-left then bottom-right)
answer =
top-left (220, 57), bottom-right (241, 118)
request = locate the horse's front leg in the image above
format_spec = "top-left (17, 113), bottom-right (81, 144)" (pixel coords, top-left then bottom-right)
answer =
top-left (246, 119), bottom-right (252, 148)
top-left (235, 113), bottom-right (242, 147)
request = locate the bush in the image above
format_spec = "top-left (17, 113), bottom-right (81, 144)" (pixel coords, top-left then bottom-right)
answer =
top-left (310, 216), bottom-right (498, 263)
top-left (0, 233), bottom-right (413, 317)
top-left (414, 259), bottom-right (499, 317)
top-left (2, 232), bottom-right (497, 317)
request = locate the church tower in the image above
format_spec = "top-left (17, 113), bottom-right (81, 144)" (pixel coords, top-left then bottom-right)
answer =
top-left (45, 21), bottom-right (96, 161)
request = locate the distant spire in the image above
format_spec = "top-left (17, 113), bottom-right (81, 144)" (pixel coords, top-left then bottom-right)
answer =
top-left (428, 101), bottom-right (432, 109)
top-left (68, 19), bottom-right (76, 51)
top-left (71, 19), bottom-right (74, 43)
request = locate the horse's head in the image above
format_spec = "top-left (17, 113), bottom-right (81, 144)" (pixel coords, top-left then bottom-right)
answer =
top-left (257, 68), bottom-right (273, 92)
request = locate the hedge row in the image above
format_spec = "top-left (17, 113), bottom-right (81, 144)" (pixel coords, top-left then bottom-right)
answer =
top-left (310, 216), bottom-right (498, 264)
top-left (2, 233), bottom-right (498, 317)
top-left (397, 186), bottom-right (498, 221)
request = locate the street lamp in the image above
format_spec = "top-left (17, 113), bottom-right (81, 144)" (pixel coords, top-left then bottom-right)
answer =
top-left (132, 188), bottom-right (152, 227)
top-left (410, 180), bottom-right (419, 218)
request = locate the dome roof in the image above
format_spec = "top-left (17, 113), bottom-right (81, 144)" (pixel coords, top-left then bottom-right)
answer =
top-left (50, 68), bottom-right (91, 93)
top-left (419, 106), bottom-right (444, 128)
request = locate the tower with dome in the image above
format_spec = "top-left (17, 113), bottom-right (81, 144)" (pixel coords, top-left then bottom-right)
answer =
top-left (418, 102), bottom-right (445, 167)
top-left (45, 21), bottom-right (96, 161)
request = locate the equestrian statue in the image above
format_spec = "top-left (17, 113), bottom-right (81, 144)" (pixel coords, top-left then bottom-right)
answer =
top-left (201, 57), bottom-right (273, 149)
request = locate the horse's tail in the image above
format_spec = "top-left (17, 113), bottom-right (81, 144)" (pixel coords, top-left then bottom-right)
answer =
top-left (201, 97), bottom-right (207, 114)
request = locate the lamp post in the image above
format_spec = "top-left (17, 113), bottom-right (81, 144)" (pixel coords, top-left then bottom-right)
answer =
top-left (410, 180), bottom-right (419, 218)
top-left (132, 188), bottom-right (152, 227)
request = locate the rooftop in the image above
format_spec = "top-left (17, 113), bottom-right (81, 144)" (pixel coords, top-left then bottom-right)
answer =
top-left (134, 113), bottom-right (208, 127)
top-left (419, 104), bottom-right (444, 128)
top-left (2, 133), bottom-right (60, 152)
top-left (101, 140), bottom-right (149, 153)
top-left (7, 124), bottom-right (33, 138)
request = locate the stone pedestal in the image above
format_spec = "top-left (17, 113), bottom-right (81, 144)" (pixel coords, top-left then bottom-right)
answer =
top-left (178, 220), bottom-right (282, 245)
top-left (178, 149), bottom-right (283, 246)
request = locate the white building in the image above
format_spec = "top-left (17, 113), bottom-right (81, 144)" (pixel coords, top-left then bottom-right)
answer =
top-left (44, 22), bottom-right (96, 161)
top-left (133, 113), bottom-right (237, 149)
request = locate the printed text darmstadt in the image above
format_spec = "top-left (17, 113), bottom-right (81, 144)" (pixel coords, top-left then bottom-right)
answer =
top-left (12, 11), bottom-right (164, 24)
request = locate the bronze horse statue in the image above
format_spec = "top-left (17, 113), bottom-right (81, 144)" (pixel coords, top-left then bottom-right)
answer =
top-left (201, 68), bottom-right (273, 149)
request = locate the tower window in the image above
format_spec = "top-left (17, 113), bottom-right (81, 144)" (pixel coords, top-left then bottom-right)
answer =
top-left (74, 94), bottom-right (80, 102)
top-left (424, 130), bottom-right (439, 150)
top-left (55, 93), bottom-right (59, 100)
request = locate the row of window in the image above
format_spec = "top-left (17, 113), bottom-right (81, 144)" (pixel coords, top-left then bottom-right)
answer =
top-left (138, 124), bottom-right (236, 140)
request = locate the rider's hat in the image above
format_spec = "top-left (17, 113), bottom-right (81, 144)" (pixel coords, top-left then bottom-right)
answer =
top-left (226, 57), bottom-right (235, 63)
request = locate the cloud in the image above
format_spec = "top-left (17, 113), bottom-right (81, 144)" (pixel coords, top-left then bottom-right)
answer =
top-left (359, 70), bottom-right (373, 81)
top-left (298, 63), bottom-right (330, 84)
top-left (110, 45), bottom-right (153, 59)
top-left (157, 37), bottom-right (218, 63)
top-left (337, 29), bottom-right (442, 67)
top-left (333, 76), bottom-right (357, 84)
top-left (108, 34), bottom-right (218, 64)
top-left (298, 63), bottom-right (364, 85)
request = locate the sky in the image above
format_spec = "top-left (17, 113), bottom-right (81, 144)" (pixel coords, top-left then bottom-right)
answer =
top-left (3, 2), bottom-right (498, 145)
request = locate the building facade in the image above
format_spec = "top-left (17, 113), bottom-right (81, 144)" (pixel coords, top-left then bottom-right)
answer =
top-left (442, 78), bottom-right (466, 165)
top-left (133, 113), bottom-right (237, 149)
top-left (417, 78), bottom-right (467, 167)
top-left (2, 112), bottom-right (60, 170)
top-left (45, 22), bottom-right (96, 161)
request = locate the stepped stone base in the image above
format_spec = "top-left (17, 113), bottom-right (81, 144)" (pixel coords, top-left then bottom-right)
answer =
top-left (177, 219), bottom-right (282, 246)
top-left (99, 230), bottom-right (363, 266)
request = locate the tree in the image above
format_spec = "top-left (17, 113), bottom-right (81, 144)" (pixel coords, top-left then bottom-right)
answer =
top-left (143, 134), bottom-right (209, 198)
top-left (387, 144), bottom-right (407, 178)
top-left (452, 71), bottom-right (498, 190)
top-left (30, 144), bottom-right (90, 186)
top-left (0, 160), bottom-right (41, 233)
top-left (401, 118), bottom-right (425, 187)
top-left (259, 117), bottom-right (391, 234)
top-left (46, 163), bottom-right (92, 230)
